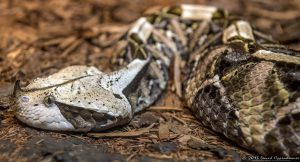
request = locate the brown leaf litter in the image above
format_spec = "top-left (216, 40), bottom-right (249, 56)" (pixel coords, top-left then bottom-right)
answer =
top-left (1, 0), bottom-right (300, 161)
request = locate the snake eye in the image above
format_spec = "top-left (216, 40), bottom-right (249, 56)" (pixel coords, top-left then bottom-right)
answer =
top-left (21, 96), bottom-right (30, 103)
top-left (44, 95), bottom-right (55, 106)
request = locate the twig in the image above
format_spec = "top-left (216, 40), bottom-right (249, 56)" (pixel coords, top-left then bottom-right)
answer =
top-left (145, 153), bottom-right (172, 159)
top-left (247, 5), bottom-right (300, 20)
top-left (189, 21), bottom-right (209, 52)
top-left (174, 52), bottom-right (182, 97)
top-left (36, 139), bottom-right (44, 144)
top-left (170, 19), bottom-right (187, 45)
top-left (167, 113), bottom-right (187, 126)
top-left (61, 38), bottom-right (83, 57)
top-left (148, 106), bottom-right (184, 111)
top-left (126, 150), bottom-right (138, 162)
top-left (253, 30), bottom-right (276, 43)
top-left (152, 29), bottom-right (177, 52)
top-left (87, 123), bottom-right (155, 138)
top-left (191, 31), bottom-right (222, 56)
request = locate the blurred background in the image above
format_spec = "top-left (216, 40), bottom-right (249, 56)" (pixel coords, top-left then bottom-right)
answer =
top-left (1, 0), bottom-right (300, 83)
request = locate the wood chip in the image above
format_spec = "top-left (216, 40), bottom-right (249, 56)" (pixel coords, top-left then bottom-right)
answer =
top-left (7, 49), bottom-right (22, 60)
top-left (158, 122), bottom-right (169, 140)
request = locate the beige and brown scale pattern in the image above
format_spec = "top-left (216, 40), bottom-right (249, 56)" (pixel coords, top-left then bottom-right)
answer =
top-left (135, 4), bottom-right (300, 156)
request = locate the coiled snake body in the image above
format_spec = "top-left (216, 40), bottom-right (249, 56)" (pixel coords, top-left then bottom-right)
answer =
top-left (12, 5), bottom-right (300, 156)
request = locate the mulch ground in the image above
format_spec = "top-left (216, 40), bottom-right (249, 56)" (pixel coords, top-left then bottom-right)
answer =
top-left (1, 0), bottom-right (300, 161)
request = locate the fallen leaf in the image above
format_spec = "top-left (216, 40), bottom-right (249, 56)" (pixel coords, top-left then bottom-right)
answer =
top-left (138, 112), bottom-right (159, 127)
top-left (177, 135), bottom-right (191, 145)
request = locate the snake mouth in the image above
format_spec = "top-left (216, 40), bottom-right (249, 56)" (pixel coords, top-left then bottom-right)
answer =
top-left (54, 101), bottom-right (132, 132)
top-left (15, 99), bottom-right (129, 132)
top-left (15, 103), bottom-right (76, 131)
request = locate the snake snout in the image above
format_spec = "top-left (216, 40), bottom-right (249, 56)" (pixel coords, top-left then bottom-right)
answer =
top-left (15, 93), bottom-right (75, 131)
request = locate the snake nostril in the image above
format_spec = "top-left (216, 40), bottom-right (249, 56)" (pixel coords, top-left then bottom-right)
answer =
top-left (21, 96), bottom-right (30, 103)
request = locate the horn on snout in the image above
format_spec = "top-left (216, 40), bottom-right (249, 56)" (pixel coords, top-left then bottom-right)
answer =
top-left (13, 80), bottom-right (23, 97)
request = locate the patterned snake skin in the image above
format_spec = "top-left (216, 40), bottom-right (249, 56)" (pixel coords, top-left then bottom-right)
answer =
top-left (12, 5), bottom-right (300, 156)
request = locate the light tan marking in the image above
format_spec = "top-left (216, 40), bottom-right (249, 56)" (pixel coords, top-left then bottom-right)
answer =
top-left (129, 17), bottom-right (153, 43)
top-left (181, 4), bottom-right (217, 20)
top-left (223, 21), bottom-right (254, 43)
top-left (253, 50), bottom-right (300, 65)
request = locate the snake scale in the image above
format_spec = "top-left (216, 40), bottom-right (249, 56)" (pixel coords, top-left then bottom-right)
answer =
top-left (10, 5), bottom-right (300, 156)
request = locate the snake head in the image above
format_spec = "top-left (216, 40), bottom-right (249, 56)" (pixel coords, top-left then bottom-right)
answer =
top-left (13, 81), bottom-right (76, 131)
top-left (14, 59), bottom-right (150, 132)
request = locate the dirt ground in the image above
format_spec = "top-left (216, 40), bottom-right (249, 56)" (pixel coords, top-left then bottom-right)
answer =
top-left (1, 0), bottom-right (300, 161)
